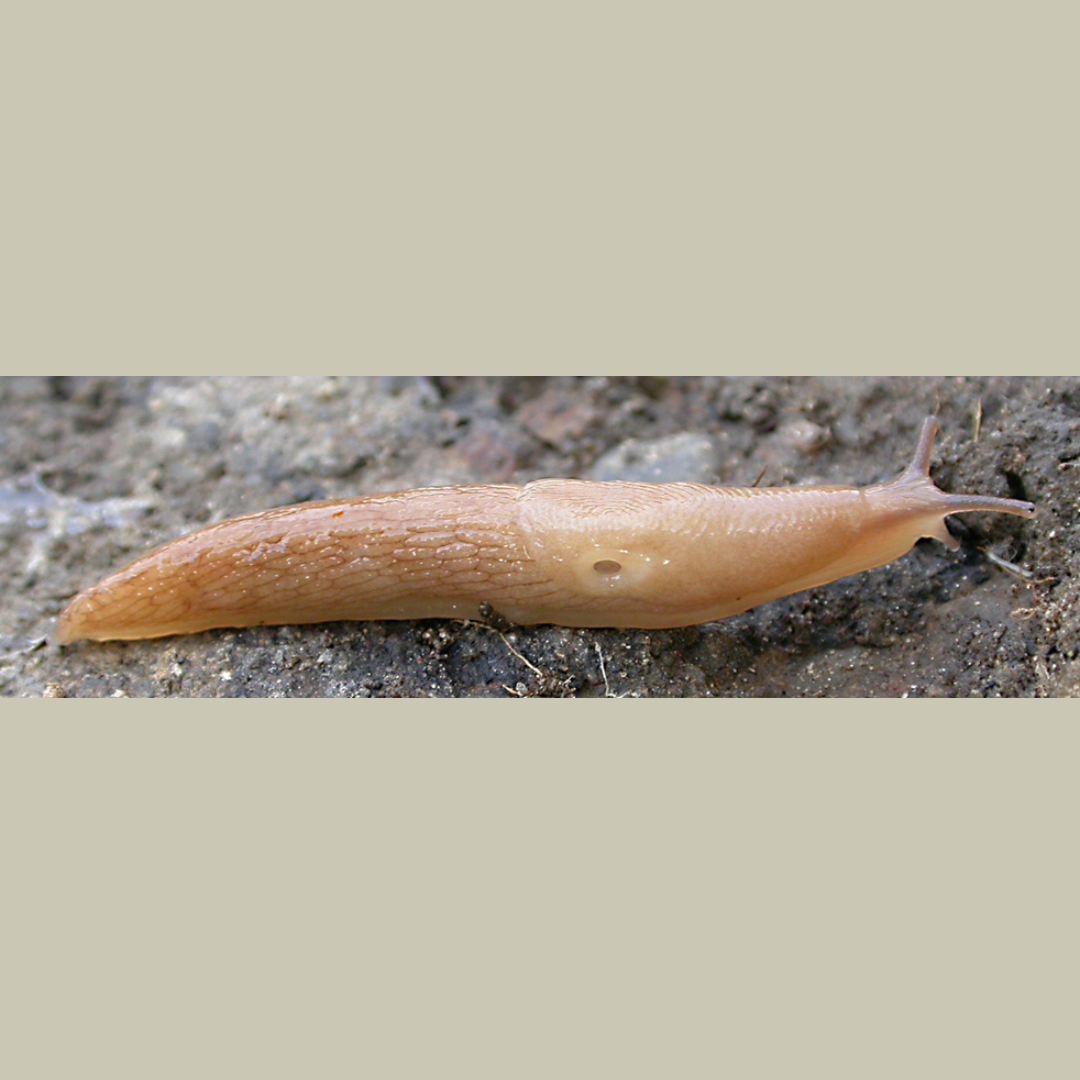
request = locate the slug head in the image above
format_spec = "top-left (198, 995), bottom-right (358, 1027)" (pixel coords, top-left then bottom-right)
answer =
top-left (867, 417), bottom-right (1036, 551)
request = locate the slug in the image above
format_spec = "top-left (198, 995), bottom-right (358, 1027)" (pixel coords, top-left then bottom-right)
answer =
top-left (54, 417), bottom-right (1036, 644)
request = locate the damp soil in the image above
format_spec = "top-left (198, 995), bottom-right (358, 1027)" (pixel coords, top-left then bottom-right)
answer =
top-left (2, 375), bottom-right (1077, 698)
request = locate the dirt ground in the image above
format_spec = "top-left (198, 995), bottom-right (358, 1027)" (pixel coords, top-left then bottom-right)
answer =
top-left (1, 375), bottom-right (1076, 697)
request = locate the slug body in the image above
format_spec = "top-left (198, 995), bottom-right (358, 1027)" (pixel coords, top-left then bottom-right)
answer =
top-left (55, 419), bottom-right (1036, 643)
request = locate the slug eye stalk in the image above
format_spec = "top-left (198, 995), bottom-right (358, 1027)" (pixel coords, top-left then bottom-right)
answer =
top-left (903, 417), bottom-right (1036, 520)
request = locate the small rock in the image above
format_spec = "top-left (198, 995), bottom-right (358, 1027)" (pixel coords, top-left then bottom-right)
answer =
top-left (516, 387), bottom-right (600, 446)
top-left (587, 433), bottom-right (720, 484)
top-left (776, 419), bottom-right (831, 456)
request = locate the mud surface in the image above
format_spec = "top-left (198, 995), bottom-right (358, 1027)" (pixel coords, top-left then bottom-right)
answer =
top-left (2, 376), bottom-right (1077, 697)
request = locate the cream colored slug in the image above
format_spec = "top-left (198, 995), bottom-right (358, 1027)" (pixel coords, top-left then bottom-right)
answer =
top-left (55, 418), bottom-right (1035, 643)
